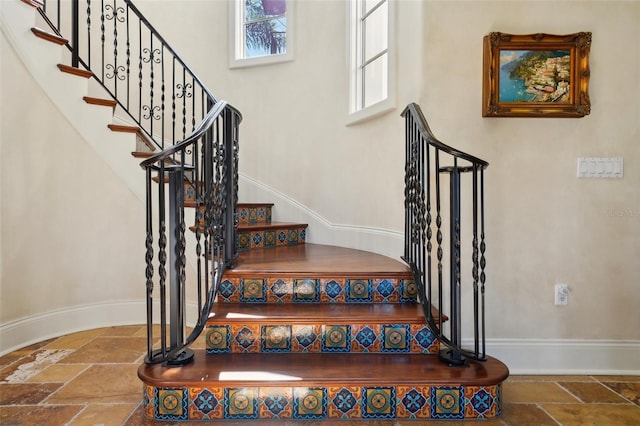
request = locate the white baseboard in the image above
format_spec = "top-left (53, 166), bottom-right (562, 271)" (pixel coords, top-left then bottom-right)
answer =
top-left (483, 338), bottom-right (640, 375)
top-left (0, 301), bottom-right (147, 356)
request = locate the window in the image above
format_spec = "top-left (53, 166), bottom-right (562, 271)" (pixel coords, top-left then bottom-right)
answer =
top-left (349, 0), bottom-right (394, 124)
top-left (229, 0), bottom-right (294, 68)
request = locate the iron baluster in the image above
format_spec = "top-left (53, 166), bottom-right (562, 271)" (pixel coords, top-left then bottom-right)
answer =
top-left (100, 0), bottom-right (105, 81)
top-left (71, 0), bottom-right (79, 67)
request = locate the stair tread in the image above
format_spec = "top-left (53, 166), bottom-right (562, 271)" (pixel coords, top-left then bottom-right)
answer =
top-left (56, 63), bottom-right (92, 78)
top-left (31, 27), bottom-right (67, 45)
top-left (239, 221), bottom-right (306, 231)
top-left (225, 243), bottom-right (412, 277)
top-left (209, 302), bottom-right (434, 324)
top-left (108, 123), bottom-right (140, 133)
top-left (138, 352), bottom-right (508, 387)
top-left (83, 96), bottom-right (117, 108)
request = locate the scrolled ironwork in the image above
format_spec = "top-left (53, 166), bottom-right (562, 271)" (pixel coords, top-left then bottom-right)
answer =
top-left (142, 47), bottom-right (161, 64)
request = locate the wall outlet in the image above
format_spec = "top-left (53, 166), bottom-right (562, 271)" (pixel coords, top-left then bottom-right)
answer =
top-left (555, 284), bottom-right (569, 305)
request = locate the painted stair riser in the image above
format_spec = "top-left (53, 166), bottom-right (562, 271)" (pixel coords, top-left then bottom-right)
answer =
top-left (143, 383), bottom-right (502, 421)
top-left (205, 323), bottom-right (440, 354)
top-left (237, 227), bottom-right (305, 251)
top-left (218, 277), bottom-right (418, 304)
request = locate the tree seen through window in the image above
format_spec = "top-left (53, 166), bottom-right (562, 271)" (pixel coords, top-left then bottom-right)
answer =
top-left (244, 0), bottom-right (287, 58)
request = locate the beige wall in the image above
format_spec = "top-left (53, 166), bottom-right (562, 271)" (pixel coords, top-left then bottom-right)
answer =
top-left (0, 29), bottom-right (146, 346)
top-left (2, 0), bottom-right (638, 369)
top-left (137, 0), bottom-right (639, 346)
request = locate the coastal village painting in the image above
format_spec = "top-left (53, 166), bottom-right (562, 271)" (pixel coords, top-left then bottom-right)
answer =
top-left (499, 50), bottom-right (571, 103)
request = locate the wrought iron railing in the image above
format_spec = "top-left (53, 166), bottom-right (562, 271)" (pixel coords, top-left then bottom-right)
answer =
top-left (140, 101), bottom-right (240, 365)
top-left (34, 0), bottom-right (241, 365)
top-left (35, 0), bottom-right (214, 150)
top-left (402, 103), bottom-right (489, 366)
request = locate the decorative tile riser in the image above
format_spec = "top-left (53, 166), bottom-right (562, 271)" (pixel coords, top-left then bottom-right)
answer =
top-left (238, 205), bottom-right (272, 225)
top-left (143, 383), bottom-right (502, 421)
top-left (218, 278), bottom-right (417, 303)
top-left (205, 323), bottom-right (439, 354)
top-left (237, 227), bottom-right (305, 251)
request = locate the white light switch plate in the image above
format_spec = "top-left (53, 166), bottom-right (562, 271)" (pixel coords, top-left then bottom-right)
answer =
top-left (577, 157), bottom-right (623, 178)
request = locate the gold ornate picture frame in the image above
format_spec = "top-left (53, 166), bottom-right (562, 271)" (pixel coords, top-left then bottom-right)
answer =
top-left (482, 32), bottom-right (591, 117)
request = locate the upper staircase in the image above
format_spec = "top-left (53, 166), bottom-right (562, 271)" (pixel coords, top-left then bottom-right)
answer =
top-left (5, 0), bottom-right (509, 421)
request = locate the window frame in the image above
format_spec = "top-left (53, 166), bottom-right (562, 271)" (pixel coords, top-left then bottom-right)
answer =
top-left (229, 0), bottom-right (295, 69)
top-left (347, 0), bottom-right (395, 125)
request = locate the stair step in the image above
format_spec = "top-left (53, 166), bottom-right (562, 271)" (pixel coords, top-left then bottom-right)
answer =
top-left (108, 123), bottom-right (140, 133)
top-left (83, 96), bottom-right (117, 109)
top-left (226, 244), bottom-right (413, 277)
top-left (56, 63), bottom-right (92, 78)
top-left (205, 303), bottom-right (439, 354)
top-left (218, 276), bottom-right (417, 304)
top-left (237, 222), bottom-right (307, 251)
top-left (21, 0), bottom-right (45, 8)
top-left (138, 352), bottom-right (509, 421)
top-left (30, 27), bottom-right (67, 45)
top-left (238, 203), bottom-right (273, 225)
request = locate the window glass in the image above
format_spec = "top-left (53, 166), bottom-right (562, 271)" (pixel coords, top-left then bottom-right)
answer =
top-left (363, 54), bottom-right (388, 108)
top-left (230, 0), bottom-right (293, 68)
top-left (364, 1), bottom-right (387, 61)
top-left (349, 0), bottom-right (393, 122)
top-left (244, 0), bottom-right (287, 58)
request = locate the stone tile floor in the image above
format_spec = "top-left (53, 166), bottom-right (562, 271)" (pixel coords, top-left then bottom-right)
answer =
top-left (1, 325), bottom-right (639, 425)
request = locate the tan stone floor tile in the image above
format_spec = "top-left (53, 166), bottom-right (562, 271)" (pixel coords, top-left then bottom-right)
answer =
top-left (596, 375), bottom-right (640, 383)
top-left (46, 364), bottom-right (141, 404)
top-left (45, 328), bottom-right (109, 349)
top-left (0, 348), bottom-right (73, 382)
top-left (508, 374), bottom-right (596, 382)
top-left (502, 381), bottom-right (579, 403)
top-left (541, 403), bottom-right (640, 426)
top-left (61, 336), bottom-right (148, 363)
top-left (0, 405), bottom-right (83, 425)
top-left (19, 338), bottom-right (57, 352)
top-left (559, 381), bottom-right (630, 403)
top-left (499, 403), bottom-right (558, 426)
top-left (0, 350), bottom-right (31, 367)
top-left (0, 382), bottom-right (62, 405)
top-left (67, 403), bottom-right (139, 425)
top-left (604, 382), bottom-right (640, 405)
top-left (26, 363), bottom-right (89, 383)
top-left (101, 325), bottom-right (147, 337)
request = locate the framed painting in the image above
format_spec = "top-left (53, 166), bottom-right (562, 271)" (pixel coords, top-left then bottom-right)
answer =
top-left (482, 32), bottom-right (591, 117)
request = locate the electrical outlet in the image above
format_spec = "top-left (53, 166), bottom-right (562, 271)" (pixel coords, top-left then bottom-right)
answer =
top-left (555, 284), bottom-right (569, 305)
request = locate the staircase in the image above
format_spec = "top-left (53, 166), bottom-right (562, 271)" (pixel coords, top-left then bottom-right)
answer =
top-left (138, 206), bottom-right (508, 421)
top-left (4, 0), bottom-right (509, 421)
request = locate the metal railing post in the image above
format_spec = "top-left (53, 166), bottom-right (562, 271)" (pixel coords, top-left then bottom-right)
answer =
top-left (223, 109), bottom-right (237, 266)
top-left (165, 166), bottom-right (194, 367)
top-left (71, 0), bottom-right (79, 67)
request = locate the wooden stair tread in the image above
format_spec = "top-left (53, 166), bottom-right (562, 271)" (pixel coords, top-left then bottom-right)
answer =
top-left (138, 352), bottom-right (509, 388)
top-left (31, 27), bottom-right (67, 45)
top-left (83, 96), bottom-right (117, 108)
top-left (209, 302), bottom-right (434, 324)
top-left (22, 0), bottom-right (45, 8)
top-left (225, 243), bottom-right (412, 277)
top-left (239, 221), bottom-right (306, 231)
top-left (239, 202), bottom-right (274, 208)
top-left (108, 123), bottom-right (140, 133)
top-left (56, 64), bottom-right (92, 78)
